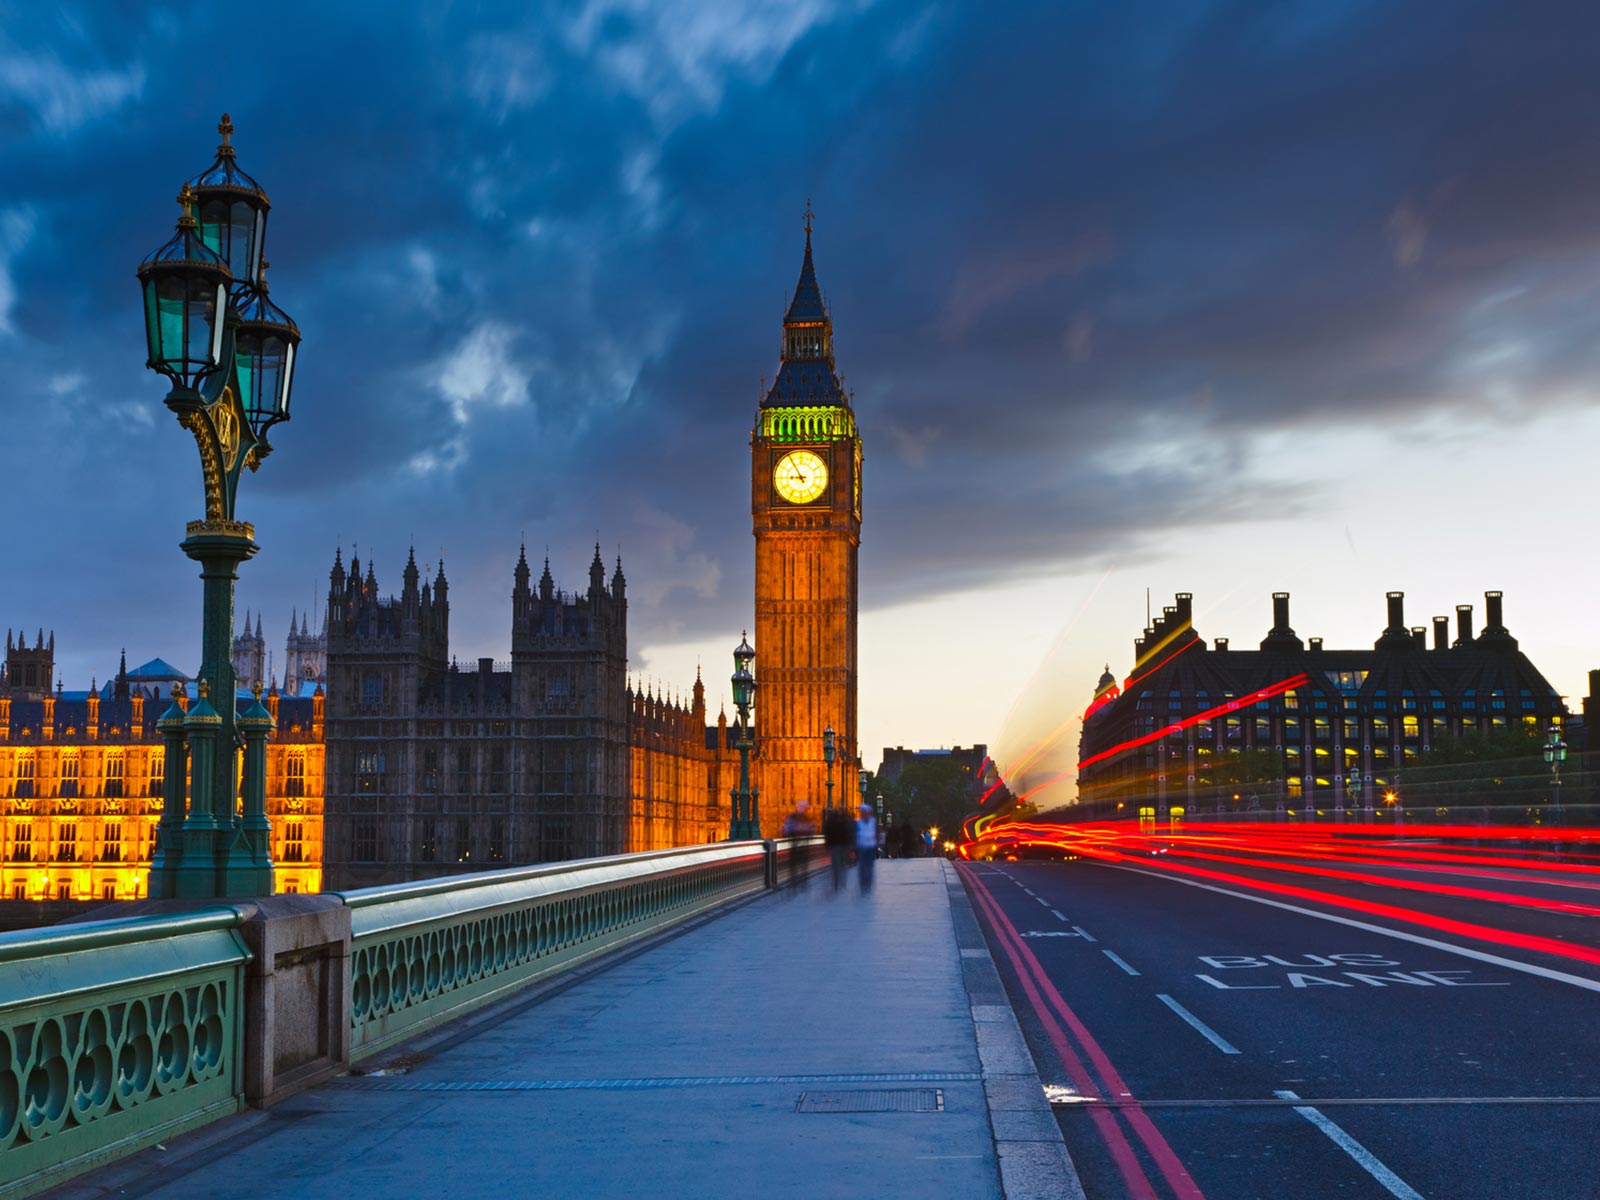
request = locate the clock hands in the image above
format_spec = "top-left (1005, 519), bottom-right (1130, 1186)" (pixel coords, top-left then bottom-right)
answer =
top-left (775, 451), bottom-right (825, 500)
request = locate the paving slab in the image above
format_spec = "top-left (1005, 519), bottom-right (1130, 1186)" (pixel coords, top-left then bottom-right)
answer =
top-left (76, 860), bottom-right (1004, 1200)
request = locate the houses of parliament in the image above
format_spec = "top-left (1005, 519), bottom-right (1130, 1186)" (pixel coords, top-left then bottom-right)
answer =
top-left (0, 223), bottom-right (863, 898)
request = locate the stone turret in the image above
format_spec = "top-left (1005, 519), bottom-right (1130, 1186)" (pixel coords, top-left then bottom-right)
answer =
top-left (4, 628), bottom-right (55, 700)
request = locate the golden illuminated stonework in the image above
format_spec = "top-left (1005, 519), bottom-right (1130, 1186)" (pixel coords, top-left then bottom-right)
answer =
top-left (185, 519), bottom-right (256, 539)
top-left (773, 449), bottom-right (828, 504)
top-left (210, 386), bottom-right (241, 471)
top-left (750, 224), bottom-right (862, 832)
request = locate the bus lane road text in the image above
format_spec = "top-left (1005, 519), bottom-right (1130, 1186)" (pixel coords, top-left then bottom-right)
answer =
top-left (1194, 952), bottom-right (1513, 990)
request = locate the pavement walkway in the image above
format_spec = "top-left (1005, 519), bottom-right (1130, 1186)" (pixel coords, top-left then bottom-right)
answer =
top-left (57, 859), bottom-right (1077, 1200)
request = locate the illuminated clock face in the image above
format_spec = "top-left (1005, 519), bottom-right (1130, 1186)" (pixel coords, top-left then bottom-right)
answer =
top-left (774, 450), bottom-right (829, 504)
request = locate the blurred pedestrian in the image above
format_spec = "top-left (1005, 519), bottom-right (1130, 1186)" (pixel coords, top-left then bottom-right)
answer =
top-left (856, 800), bottom-right (880, 893)
top-left (780, 799), bottom-right (816, 891)
top-left (823, 804), bottom-right (856, 892)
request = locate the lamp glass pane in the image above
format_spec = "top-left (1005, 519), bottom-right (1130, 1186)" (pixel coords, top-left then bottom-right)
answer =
top-left (142, 279), bottom-right (161, 362)
top-left (198, 199), bottom-right (226, 259)
top-left (235, 336), bottom-right (258, 422)
top-left (281, 341), bottom-right (295, 417)
top-left (155, 276), bottom-right (187, 369)
top-left (255, 334), bottom-right (286, 426)
top-left (229, 201), bottom-right (256, 280)
top-left (208, 282), bottom-right (226, 365)
top-left (248, 208), bottom-right (266, 281)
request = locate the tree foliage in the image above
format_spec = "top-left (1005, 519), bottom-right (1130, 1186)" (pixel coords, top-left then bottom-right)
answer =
top-left (874, 757), bottom-right (986, 838)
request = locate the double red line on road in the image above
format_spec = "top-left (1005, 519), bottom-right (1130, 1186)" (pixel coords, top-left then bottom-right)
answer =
top-left (961, 864), bottom-right (1206, 1200)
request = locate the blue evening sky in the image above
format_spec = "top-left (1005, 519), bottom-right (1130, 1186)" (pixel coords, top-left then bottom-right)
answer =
top-left (3, 2), bottom-right (1599, 796)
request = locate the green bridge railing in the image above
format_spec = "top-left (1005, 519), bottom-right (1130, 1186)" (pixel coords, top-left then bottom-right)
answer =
top-left (0, 838), bottom-right (821, 1198)
top-left (336, 841), bottom-right (778, 1058)
top-left (0, 909), bottom-right (250, 1198)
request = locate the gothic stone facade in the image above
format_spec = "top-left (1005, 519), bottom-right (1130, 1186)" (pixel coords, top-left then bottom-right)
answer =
top-left (322, 547), bottom-right (736, 889)
top-left (0, 640), bottom-right (325, 903)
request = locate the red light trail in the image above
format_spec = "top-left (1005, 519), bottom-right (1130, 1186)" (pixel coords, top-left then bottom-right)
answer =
top-left (960, 819), bottom-right (1600, 969)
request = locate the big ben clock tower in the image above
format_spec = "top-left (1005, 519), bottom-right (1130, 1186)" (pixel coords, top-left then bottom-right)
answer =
top-left (751, 211), bottom-right (862, 828)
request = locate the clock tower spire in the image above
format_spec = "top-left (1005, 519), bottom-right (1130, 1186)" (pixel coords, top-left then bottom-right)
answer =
top-left (750, 209), bottom-right (862, 829)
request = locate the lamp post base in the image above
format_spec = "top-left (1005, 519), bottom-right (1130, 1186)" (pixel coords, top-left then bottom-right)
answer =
top-left (166, 521), bottom-right (276, 900)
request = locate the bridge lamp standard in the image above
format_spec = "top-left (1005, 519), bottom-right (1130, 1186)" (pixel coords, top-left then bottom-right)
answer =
top-left (1543, 725), bottom-right (1568, 824)
top-left (135, 114), bottom-right (301, 900)
top-left (823, 724), bottom-right (836, 811)
top-left (729, 633), bottom-right (759, 839)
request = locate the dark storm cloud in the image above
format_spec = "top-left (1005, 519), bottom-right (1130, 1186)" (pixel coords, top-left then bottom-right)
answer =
top-left (3, 0), bottom-right (1599, 682)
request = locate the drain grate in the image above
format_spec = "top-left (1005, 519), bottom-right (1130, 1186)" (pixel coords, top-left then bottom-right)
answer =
top-left (796, 1088), bottom-right (944, 1114)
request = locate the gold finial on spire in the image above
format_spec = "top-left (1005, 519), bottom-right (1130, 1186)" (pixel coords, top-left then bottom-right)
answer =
top-left (218, 112), bottom-right (234, 149)
top-left (177, 182), bottom-right (197, 223)
top-left (197, 678), bottom-right (210, 700)
top-left (803, 198), bottom-right (814, 237)
top-left (252, 679), bottom-right (264, 699)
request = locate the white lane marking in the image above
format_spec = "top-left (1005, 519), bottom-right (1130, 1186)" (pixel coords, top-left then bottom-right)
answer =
top-left (1108, 864), bottom-right (1600, 995)
top-left (1102, 949), bottom-right (1141, 976)
top-left (1051, 909), bottom-right (1069, 922)
top-left (1036, 897), bottom-right (1052, 907)
top-left (1274, 1090), bottom-right (1424, 1199)
top-left (1071, 925), bottom-right (1098, 942)
top-left (1156, 994), bottom-right (1240, 1054)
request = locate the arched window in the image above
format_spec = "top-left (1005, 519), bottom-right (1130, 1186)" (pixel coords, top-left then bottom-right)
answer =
top-left (104, 753), bottom-right (125, 799)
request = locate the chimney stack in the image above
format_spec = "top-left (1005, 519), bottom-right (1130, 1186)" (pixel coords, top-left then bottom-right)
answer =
top-left (1455, 604), bottom-right (1474, 646)
top-left (1309, 637), bottom-right (1323, 651)
top-left (1386, 591), bottom-right (1405, 631)
top-left (1376, 591), bottom-right (1414, 649)
top-left (1261, 591), bottom-right (1302, 651)
top-left (1175, 593), bottom-right (1193, 625)
top-left (1484, 590), bottom-right (1504, 631)
top-left (1214, 638), bottom-right (1229, 651)
top-left (1433, 616), bottom-right (1449, 650)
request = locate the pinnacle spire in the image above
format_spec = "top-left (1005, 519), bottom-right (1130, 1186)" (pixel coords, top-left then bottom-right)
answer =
top-left (784, 210), bottom-right (827, 326)
top-left (767, 213), bottom-right (844, 406)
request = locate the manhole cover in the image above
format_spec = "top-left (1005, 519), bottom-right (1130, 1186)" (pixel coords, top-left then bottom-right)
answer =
top-left (796, 1089), bottom-right (944, 1113)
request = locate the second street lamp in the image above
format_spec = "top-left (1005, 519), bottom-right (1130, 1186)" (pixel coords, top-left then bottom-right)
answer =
top-left (729, 633), bottom-right (759, 839)
top-left (823, 724), bottom-right (836, 811)
top-left (1544, 724), bottom-right (1568, 824)
top-left (136, 115), bottom-right (301, 900)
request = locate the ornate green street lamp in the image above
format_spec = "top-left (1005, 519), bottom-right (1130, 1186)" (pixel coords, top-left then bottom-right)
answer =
top-left (729, 633), bottom-right (759, 839)
top-left (1544, 724), bottom-right (1568, 824)
top-left (136, 114), bottom-right (301, 900)
top-left (823, 724), bottom-right (836, 811)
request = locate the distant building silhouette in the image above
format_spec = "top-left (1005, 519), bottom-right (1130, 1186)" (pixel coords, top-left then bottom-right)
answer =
top-left (1078, 590), bottom-right (1568, 814)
